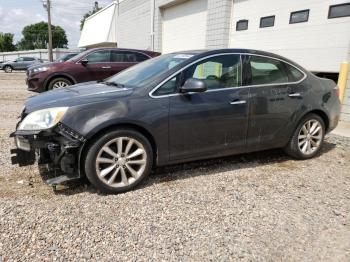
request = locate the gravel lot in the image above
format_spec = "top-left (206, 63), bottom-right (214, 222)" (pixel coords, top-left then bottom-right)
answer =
top-left (0, 72), bottom-right (349, 261)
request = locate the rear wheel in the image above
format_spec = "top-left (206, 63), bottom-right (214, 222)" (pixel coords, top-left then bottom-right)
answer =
top-left (4, 65), bottom-right (12, 73)
top-left (84, 129), bottom-right (153, 194)
top-left (48, 77), bottom-right (72, 90)
top-left (284, 114), bottom-right (325, 159)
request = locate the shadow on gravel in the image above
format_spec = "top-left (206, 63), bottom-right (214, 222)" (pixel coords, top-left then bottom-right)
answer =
top-left (39, 141), bottom-right (336, 196)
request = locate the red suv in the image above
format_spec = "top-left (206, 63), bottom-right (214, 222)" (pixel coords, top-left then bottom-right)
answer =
top-left (26, 48), bottom-right (160, 92)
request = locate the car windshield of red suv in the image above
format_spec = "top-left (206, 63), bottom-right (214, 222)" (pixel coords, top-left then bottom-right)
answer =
top-left (104, 53), bottom-right (193, 88)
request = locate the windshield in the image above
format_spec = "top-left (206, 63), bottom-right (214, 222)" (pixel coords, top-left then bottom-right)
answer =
top-left (106, 53), bottom-right (194, 88)
top-left (56, 53), bottom-right (77, 62)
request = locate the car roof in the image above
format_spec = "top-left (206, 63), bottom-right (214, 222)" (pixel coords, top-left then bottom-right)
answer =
top-left (171, 48), bottom-right (306, 71)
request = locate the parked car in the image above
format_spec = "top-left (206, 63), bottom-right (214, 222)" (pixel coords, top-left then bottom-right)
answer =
top-left (0, 57), bottom-right (42, 73)
top-left (55, 53), bottom-right (79, 62)
top-left (11, 49), bottom-right (341, 193)
top-left (26, 48), bottom-right (160, 92)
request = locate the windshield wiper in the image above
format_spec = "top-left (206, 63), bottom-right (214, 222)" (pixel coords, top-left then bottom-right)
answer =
top-left (99, 81), bottom-right (125, 88)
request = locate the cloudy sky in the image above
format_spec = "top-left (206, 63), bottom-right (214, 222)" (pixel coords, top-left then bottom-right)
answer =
top-left (0, 0), bottom-right (114, 48)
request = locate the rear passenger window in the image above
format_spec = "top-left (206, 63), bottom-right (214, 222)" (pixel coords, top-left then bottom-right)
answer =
top-left (23, 57), bottom-right (35, 61)
top-left (248, 56), bottom-right (289, 85)
top-left (111, 51), bottom-right (139, 62)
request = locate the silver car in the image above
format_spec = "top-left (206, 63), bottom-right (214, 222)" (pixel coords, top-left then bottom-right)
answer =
top-left (0, 57), bottom-right (42, 73)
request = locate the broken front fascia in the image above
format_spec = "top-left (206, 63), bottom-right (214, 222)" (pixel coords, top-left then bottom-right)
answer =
top-left (11, 122), bottom-right (86, 179)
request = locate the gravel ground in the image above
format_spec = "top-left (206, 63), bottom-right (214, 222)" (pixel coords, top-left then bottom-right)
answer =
top-left (0, 72), bottom-right (349, 261)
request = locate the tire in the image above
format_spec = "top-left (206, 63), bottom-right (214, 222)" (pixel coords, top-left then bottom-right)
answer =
top-left (4, 65), bottom-right (12, 73)
top-left (84, 128), bottom-right (153, 194)
top-left (47, 77), bottom-right (72, 90)
top-left (284, 113), bottom-right (325, 160)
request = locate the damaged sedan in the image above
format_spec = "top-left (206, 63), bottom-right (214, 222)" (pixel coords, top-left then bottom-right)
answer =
top-left (11, 49), bottom-right (341, 193)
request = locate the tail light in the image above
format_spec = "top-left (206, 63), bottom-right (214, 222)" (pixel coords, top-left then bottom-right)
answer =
top-left (334, 85), bottom-right (340, 98)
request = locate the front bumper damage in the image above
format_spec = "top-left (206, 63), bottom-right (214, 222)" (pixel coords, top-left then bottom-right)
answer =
top-left (10, 122), bottom-right (86, 185)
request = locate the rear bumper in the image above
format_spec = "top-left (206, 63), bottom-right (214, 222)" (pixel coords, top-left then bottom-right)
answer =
top-left (327, 98), bottom-right (341, 133)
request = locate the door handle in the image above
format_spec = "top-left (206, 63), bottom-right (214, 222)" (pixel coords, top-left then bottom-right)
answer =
top-left (101, 66), bottom-right (111, 69)
top-left (230, 100), bottom-right (246, 105)
top-left (288, 93), bottom-right (302, 97)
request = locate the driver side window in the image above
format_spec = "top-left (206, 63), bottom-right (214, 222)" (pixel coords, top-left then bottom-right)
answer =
top-left (183, 54), bottom-right (241, 90)
top-left (85, 50), bottom-right (111, 63)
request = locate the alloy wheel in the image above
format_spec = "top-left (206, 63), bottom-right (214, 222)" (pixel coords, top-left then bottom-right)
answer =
top-left (95, 137), bottom-right (147, 188)
top-left (4, 66), bottom-right (12, 73)
top-left (53, 80), bottom-right (69, 89)
top-left (298, 119), bottom-right (323, 155)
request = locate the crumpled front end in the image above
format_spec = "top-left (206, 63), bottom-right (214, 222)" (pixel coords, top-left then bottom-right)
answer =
top-left (10, 119), bottom-right (86, 185)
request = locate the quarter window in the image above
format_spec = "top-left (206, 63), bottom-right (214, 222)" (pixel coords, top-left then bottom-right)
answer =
top-left (248, 56), bottom-right (289, 85)
top-left (153, 75), bottom-right (179, 96)
top-left (260, 16), bottom-right (275, 28)
top-left (135, 53), bottom-right (150, 62)
top-left (85, 50), bottom-right (111, 63)
top-left (285, 64), bottom-right (304, 82)
top-left (290, 9), bottom-right (309, 24)
top-left (236, 20), bottom-right (248, 31)
top-left (328, 3), bottom-right (350, 19)
top-left (183, 55), bottom-right (241, 90)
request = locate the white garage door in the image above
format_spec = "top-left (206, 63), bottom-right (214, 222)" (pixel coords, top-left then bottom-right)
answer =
top-left (162, 0), bottom-right (208, 53)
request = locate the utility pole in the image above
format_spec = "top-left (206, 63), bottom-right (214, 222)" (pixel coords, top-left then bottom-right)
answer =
top-left (43, 0), bottom-right (53, 61)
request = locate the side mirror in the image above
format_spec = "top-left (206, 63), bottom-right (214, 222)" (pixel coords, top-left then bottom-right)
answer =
top-left (180, 78), bottom-right (207, 93)
top-left (80, 59), bottom-right (88, 66)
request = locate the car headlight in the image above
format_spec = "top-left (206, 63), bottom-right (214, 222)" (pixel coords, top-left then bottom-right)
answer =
top-left (18, 107), bottom-right (68, 131)
top-left (32, 66), bottom-right (49, 73)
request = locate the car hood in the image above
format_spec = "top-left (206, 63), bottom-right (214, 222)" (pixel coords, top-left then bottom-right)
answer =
top-left (28, 62), bottom-right (56, 70)
top-left (24, 82), bottom-right (133, 113)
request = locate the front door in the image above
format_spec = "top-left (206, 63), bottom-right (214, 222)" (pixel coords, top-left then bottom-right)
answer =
top-left (75, 50), bottom-right (114, 82)
top-left (243, 55), bottom-right (307, 150)
top-left (168, 54), bottom-right (249, 161)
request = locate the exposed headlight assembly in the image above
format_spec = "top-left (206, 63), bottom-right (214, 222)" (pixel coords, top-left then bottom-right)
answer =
top-left (18, 107), bottom-right (68, 131)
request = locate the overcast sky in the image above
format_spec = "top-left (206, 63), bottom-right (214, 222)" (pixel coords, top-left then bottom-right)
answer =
top-left (0, 0), bottom-right (114, 48)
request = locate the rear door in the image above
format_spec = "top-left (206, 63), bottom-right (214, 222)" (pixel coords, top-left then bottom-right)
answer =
top-left (110, 51), bottom-right (150, 76)
top-left (243, 55), bottom-right (307, 150)
top-left (74, 50), bottom-right (112, 82)
top-left (14, 57), bottom-right (25, 69)
top-left (167, 54), bottom-right (249, 160)
top-left (23, 57), bottom-right (36, 69)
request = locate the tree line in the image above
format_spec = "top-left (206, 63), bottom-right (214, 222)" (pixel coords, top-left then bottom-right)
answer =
top-left (0, 2), bottom-right (103, 52)
top-left (0, 22), bottom-right (68, 52)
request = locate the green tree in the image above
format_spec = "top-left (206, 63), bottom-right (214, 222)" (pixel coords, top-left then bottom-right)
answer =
top-left (0, 33), bottom-right (16, 52)
top-left (16, 22), bottom-right (68, 50)
top-left (80, 1), bottom-right (102, 31)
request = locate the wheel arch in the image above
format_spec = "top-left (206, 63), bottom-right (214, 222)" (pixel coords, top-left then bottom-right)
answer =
top-left (3, 64), bottom-right (13, 70)
top-left (78, 123), bottom-right (158, 177)
top-left (300, 109), bottom-right (329, 132)
top-left (45, 73), bottom-right (76, 90)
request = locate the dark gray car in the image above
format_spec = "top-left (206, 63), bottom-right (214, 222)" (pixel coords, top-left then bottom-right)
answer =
top-left (0, 57), bottom-right (42, 73)
top-left (11, 49), bottom-right (341, 194)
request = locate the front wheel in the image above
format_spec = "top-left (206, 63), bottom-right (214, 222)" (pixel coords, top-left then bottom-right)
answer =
top-left (84, 129), bottom-right (153, 194)
top-left (284, 114), bottom-right (325, 159)
top-left (4, 65), bottom-right (12, 73)
top-left (48, 77), bottom-right (72, 90)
